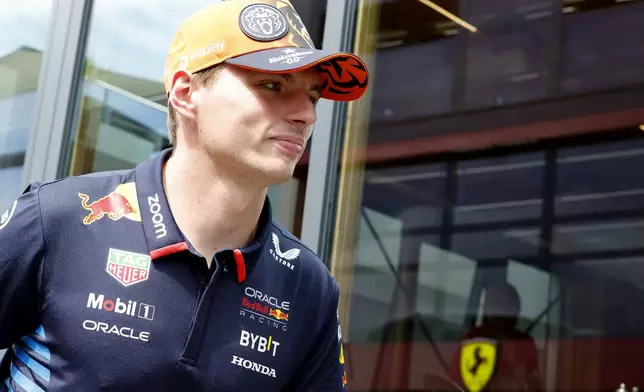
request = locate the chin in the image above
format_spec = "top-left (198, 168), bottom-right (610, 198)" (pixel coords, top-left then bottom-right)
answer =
top-left (266, 167), bottom-right (296, 185)
top-left (255, 161), bottom-right (296, 186)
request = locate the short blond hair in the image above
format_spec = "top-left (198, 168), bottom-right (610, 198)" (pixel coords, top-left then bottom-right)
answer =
top-left (167, 64), bottom-right (224, 146)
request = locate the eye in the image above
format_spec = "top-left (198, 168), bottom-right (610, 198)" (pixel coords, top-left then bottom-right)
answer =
top-left (309, 94), bottom-right (321, 105)
top-left (262, 81), bottom-right (282, 92)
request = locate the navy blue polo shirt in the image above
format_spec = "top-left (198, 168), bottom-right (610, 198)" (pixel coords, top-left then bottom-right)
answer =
top-left (0, 149), bottom-right (347, 391)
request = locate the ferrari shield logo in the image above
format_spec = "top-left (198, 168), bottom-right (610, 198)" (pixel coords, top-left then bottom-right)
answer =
top-left (460, 338), bottom-right (498, 392)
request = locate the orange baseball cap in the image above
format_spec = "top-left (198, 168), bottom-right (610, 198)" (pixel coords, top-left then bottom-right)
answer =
top-left (164, 0), bottom-right (369, 102)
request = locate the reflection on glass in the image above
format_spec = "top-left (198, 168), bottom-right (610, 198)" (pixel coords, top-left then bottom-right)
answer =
top-left (69, 78), bottom-right (168, 175)
top-left (463, 13), bottom-right (557, 109)
top-left (333, 97), bottom-right (644, 392)
top-left (364, 164), bottom-right (446, 228)
top-left (453, 227), bottom-right (541, 260)
top-left (349, 208), bottom-right (405, 343)
top-left (0, 167), bottom-right (24, 212)
top-left (65, 0), bottom-right (182, 175)
top-left (561, 1), bottom-right (644, 94)
top-left (331, 0), bottom-right (644, 389)
top-left (556, 139), bottom-right (644, 216)
top-left (334, 132), bottom-right (644, 390)
top-left (507, 260), bottom-right (560, 339)
top-left (0, 2), bottom-right (52, 207)
top-left (455, 153), bottom-right (544, 224)
top-left (266, 176), bottom-right (306, 235)
top-left (553, 220), bottom-right (644, 255)
top-left (415, 246), bottom-right (476, 341)
top-left (335, 136), bottom-right (644, 391)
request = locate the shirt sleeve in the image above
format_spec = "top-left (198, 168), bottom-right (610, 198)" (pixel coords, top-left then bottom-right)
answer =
top-left (284, 279), bottom-right (347, 392)
top-left (0, 184), bottom-right (45, 349)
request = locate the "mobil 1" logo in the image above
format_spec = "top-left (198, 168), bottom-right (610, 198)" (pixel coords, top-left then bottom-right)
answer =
top-left (87, 292), bottom-right (155, 321)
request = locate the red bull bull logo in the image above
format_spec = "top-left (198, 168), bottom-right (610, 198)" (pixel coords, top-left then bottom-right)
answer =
top-left (240, 293), bottom-right (290, 332)
top-left (269, 308), bottom-right (289, 321)
top-left (78, 183), bottom-right (141, 225)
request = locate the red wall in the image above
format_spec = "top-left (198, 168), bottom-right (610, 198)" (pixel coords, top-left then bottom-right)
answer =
top-left (344, 339), bottom-right (644, 391)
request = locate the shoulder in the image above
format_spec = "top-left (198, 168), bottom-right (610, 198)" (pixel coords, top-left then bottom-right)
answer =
top-left (13, 170), bottom-right (136, 230)
top-left (4, 169), bottom-right (131, 215)
top-left (31, 169), bottom-right (135, 200)
top-left (36, 169), bottom-right (134, 191)
top-left (269, 220), bottom-right (339, 300)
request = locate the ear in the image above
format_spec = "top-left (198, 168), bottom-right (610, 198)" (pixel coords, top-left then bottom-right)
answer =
top-left (169, 70), bottom-right (197, 121)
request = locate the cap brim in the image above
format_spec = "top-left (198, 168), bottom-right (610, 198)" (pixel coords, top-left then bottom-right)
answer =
top-left (226, 47), bottom-right (368, 102)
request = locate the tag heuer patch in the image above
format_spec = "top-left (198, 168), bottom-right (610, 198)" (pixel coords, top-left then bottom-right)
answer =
top-left (106, 248), bottom-right (151, 287)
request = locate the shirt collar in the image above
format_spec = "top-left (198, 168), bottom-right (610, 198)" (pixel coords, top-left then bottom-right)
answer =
top-left (134, 148), bottom-right (272, 283)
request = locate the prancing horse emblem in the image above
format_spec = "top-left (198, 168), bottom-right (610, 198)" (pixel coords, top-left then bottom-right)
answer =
top-left (460, 338), bottom-right (498, 392)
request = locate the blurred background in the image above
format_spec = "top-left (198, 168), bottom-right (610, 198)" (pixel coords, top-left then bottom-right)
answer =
top-left (2, 0), bottom-right (644, 391)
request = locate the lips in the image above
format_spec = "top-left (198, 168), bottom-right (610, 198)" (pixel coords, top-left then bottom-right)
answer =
top-left (271, 135), bottom-right (304, 156)
top-left (271, 134), bottom-right (304, 147)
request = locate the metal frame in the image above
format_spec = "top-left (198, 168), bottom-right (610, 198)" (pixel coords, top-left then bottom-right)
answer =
top-left (300, 0), bottom-right (356, 259)
top-left (21, 0), bottom-right (93, 187)
top-left (2, 0), bottom-right (92, 363)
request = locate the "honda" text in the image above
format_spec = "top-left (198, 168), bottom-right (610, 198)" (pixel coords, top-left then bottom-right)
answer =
top-left (231, 355), bottom-right (276, 378)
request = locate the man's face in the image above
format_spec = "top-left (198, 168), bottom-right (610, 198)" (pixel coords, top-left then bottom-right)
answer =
top-left (189, 65), bottom-right (321, 185)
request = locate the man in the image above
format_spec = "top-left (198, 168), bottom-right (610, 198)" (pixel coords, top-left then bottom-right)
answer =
top-left (0, 0), bottom-right (368, 390)
top-left (449, 282), bottom-right (541, 391)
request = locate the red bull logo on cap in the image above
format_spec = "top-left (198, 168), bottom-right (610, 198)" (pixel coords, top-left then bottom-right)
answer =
top-left (79, 183), bottom-right (141, 225)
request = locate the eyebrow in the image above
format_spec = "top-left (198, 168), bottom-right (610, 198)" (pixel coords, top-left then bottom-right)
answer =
top-left (277, 73), bottom-right (322, 93)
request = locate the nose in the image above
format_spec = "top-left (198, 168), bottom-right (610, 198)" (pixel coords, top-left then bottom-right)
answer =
top-left (284, 92), bottom-right (317, 128)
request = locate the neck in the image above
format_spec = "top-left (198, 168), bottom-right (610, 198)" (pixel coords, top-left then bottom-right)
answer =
top-left (163, 147), bottom-right (267, 263)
